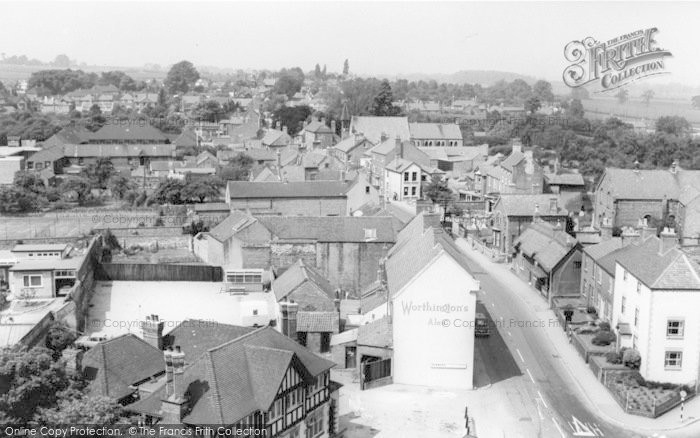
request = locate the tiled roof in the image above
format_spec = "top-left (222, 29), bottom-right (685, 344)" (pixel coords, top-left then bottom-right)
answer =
top-left (494, 194), bottom-right (567, 217)
top-left (207, 210), bottom-right (257, 242)
top-left (296, 311), bottom-right (339, 333)
top-left (257, 216), bottom-right (397, 243)
top-left (616, 236), bottom-right (700, 290)
top-left (162, 319), bottom-right (255, 363)
top-left (545, 173), bottom-right (585, 186)
top-left (499, 150), bottom-right (525, 172)
top-left (82, 334), bottom-right (164, 400)
top-left (87, 124), bottom-right (169, 143)
top-left (272, 259), bottom-right (336, 306)
top-left (349, 116), bottom-right (410, 144)
top-left (599, 168), bottom-right (700, 201)
top-left (333, 135), bottom-right (372, 154)
top-left (226, 180), bottom-right (352, 199)
top-left (385, 157), bottom-right (418, 173)
top-left (174, 129), bottom-right (198, 148)
top-left (514, 222), bottom-right (577, 272)
top-left (244, 148), bottom-right (277, 161)
top-left (583, 237), bottom-right (622, 262)
top-left (301, 152), bottom-right (327, 168)
top-left (357, 316), bottom-right (392, 348)
top-left (261, 129), bottom-right (291, 147)
top-left (305, 120), bottom-right (333, 134)
top-left (128, 327), bottom-right (335, 425)
top-left (62, 143), bottom-right (176, 158)
top-left (408, 123), bottom-right (462, 140)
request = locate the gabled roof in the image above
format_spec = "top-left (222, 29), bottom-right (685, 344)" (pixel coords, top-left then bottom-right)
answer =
top-left (583, 237), bottom-right (623, 265)
top-left (128, 327), bottom-right (335, 425)
top-left (82, 334), bottom-right (164, 400)
top-left (261, 129), bottom-right (291, 147)
top-left (615, 236), bottom-right (700, 290)
top-left (305, 120), bottom-right (333, 134)
top-left (385, 157), bottom-right (419, 173)
top-left (227, 180), bottom-right (352, 199)
top-left (208, 210), bottom-right (258, 242)
top-left (87, 124), bottom-right (169, 143)
top-left (174, 128), bottom-right (198, 148)
top-left (499, 150), bottom-right (525, 172)
top-left (545, 173), bottom-right (585, 186)
top-left (598, 168), bottom-right (700, 201)
top-left (408, 123), bottom-right (462, 140)
top-left (296, 311), bottom-right (339, 333)
top-left (349, 116), bottom-right (410, 144)
top-left (514, 222), bottom-right (578, 272)
top-left (272, 259), bottom-right (336, 305)
top-left (494, 194), bottom-right (567, 217)
top-left (333, 135), bottom-right (372, 154)
top-left (162, 319), bottom-right (255, 363)
top-left (257, 216), bottom-right (397, 243)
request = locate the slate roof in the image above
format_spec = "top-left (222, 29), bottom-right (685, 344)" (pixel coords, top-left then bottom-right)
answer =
top-left (272, 259), bottom-right (336, 303)
top-left (357, 316), bottom-right (392, 348)
top-left (385, 213), bottom-right (473, 296)
top-left (599, 168), bottom-right (700, 201)
top-left (226, 180), bottom-right (352, 199)
top-left (261, 129), bottom-right (291, 147)
top-left (305, 120), bottom-right (333, 134)
top-left (257, 216), bottom-right (397, 243)
top-left (127, 327), bottom-right (335, 425)
top-left (408, 123), bottom-right (462, 140)
top-left (583, 238), bottom-right (623, 272)
top-left (82, 334), bottom-right (164, 400)
top-left (50, 125), bottom-right (92, 145)
top-left (296, 311), bottom-right (339, 333)
top-left (615, 236), bottom-right (700, 290)
top-left (385, 157), bottom-right (419, 173)
top-left (349, 116), bottom-right (410, 144)
top-left (161, 319), bottom-right (255, 363)
top-left (499, 150), bottom-right (525, 172)
top-left (494, 194), bottom-right (568, 217)
top-left (174, 129), bottom-right (198, 148)
top-left (514, 222), bottom-right (578, 273)
top-left (207, 210), bottom-right (258, 242)
top-left (244, 148), bottom-right (277, 162)
top-left (333, 135), bottom-right (372, 154)
top-left (301, 152), bottom-right (327, 168)
top-left (87, 124), bottom-right (169, 143)
top-left (62, 143), bottom-right (176, 158)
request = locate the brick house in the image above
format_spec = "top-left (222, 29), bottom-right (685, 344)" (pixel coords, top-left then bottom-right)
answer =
top-left (408, 122), bottom-right (463, 147)
top-left (490, 194), bottom-right (568, 254)
top-left (478, 141), bottom-right (543, 196)
top-left (330, 134), bottom-right (374, 167)
top-left (194, 213), bottom-right (397, 295)
top-left (301, 118), bottom-right (337, 149)
top-left (512, 222), bottom-right (582, 304)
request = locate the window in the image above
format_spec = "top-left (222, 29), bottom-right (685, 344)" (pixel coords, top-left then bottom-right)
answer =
top-left (35, 162), bottom-right (43, 170)
top-left (225, 270), bottom-right (262, 283)
top-left (667, 320), bottom-right (684, 338)
top-left (573, 261), bottom-right (582, 270)
top-left (27, 162), bottom-right (34, 169)
top-left (270, 398), bottom-right (283, 420)
top-left (365, 186), bottom-right (370, 194)
top-left (412, 172), bottom-right (417, 181)
top-left (306, 411), bottom-right (324, 438)
top-left (404, 172), bottom-right (409, 181)
top-left (636, 281), bottom-right (641, 293)
top-left (403, 187), bottom-right (408, 196)
top-left (411, 186), bottom-right (416, 196)
top-left (364, 228), bottom-right (377, 240)
top-left (665, 351), bottom-right (683, 369)
top-left (596, 267), bottom-right (602, 284)
top-left (623, 269), bottom-right (628, 281)
top-left (621, 296), bottom-right (626, 314)
top-left (23, 275), bottom-right (42, 288)
top-left (634, 308), bottom-right (639, 327)
top-left (78, 158), bottom-right (84, 165)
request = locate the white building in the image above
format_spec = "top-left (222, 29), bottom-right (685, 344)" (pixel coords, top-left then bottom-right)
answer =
top-left (612, 229), bottom-right (700, 385)
top-left (365, 213), bottom-right (479, 389)
top-left (384, 158), bottom-right (422, 202)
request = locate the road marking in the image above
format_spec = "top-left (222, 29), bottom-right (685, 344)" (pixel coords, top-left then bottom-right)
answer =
top-left (568, 415), bottom-right (603, 436)
top-left (552, 417), bottom-right (566, 438)
top-left (536, 402), bottom-right (544, 420)
top-left (516, 348), bottom-right (525, 363)
top-left (526, 368), bottom-right (535, 383)
top-left (537, 390), bottom-right (549, 409)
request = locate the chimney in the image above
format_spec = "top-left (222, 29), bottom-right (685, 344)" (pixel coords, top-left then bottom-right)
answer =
top-left (280, 300), bottom-right (299, 340)
top-left (659, 227), bottom-right (677, 254)
top-left (512, 139), bottom-right (522, 154)
top-left (549, 197), bottom-right (558, 213)
top-left (275, 121), bottom-right (281, 130)
top-left (276, 150), bottom-right (282, 168)
top-left (636, 218), bottom-right (656, 240)
top-left (396, 137), bottom-right (403, 159)
top-left (142, 314), bottom-right (164, 350)
top-left (61, 347), bottom-right (83, 374)
top-left (330, 120), bottom-right (336, 134)
top-left (380, 131), bottom-right (388, 143)
top-left (171, 346), bottom-right (186, 399)
top-left (164, 347), bottom-right (174, 398)
top-left (620, 226), bottom-right (641, 246)
top-left (282, 125), bottom-right (288, 135)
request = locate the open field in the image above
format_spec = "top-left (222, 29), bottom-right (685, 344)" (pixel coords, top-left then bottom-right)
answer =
top-left (582, 97), bottom-right (700, 126)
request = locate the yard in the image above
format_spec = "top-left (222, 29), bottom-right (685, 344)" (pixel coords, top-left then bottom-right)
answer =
top-left (603, 370), bottom-right (693, 418)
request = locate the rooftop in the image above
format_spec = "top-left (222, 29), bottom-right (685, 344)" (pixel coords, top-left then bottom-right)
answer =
top-left (514, 222), bottom-right (578, 272)
top-left (350, 116), bottom-right (410, 144)
top-left (272, 259), bottom-right (337, 308)
top-left (494, 194), bottom-right (567, 217)
top-left (408, 123), bottom-right (462, 140)
top-left (599, 167), bottom-right (700, 201)
top-left (226, 180), bottom-right (353, 199)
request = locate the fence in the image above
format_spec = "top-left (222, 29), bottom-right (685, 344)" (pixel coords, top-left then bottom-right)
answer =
top-left (361, 358), bottom-right (392, 390)
top-left (96, 263), bottom-right (222, 282)
top-left (465, 235), bottom-right (507, 262)
top-left (602, 370), bottom-right (696, 418)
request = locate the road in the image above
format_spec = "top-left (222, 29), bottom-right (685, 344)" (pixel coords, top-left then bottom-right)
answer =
top-left (461, 244), bottom-right (643, 438)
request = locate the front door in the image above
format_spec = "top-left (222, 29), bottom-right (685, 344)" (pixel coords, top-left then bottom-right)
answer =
top-left (345, 346), bottom-right (356, 369)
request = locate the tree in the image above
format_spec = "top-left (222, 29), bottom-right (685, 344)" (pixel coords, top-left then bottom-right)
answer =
top-left (35, 395), bottom-right (121, 425)
top-left (524, 96), bottom-right (541, 114)
top-left (151, 179), bottom-right (187, 204)
top-left (218, 153), bottom-right (254, 181)
top-left (371, 80), bottom-right (401, 116)
top-left (0, 347), bottom-right (74, 422)
top-left (272, 105), bottom-right (313, 135)
top-left (183, 219), bottom-right (209, 236)
top-left (656, 116), bottom-right (691, 136)
top-left (641, 90), bottom-right (655, 106)
top-left (182, 177), bottom-right (221, 203)
top-left (27, 69), bottom-right (97, 95)
top-left (60, 176), bottom-right (92, 205)
top-left (86, 158), bottom-right (115, 189)
top-left (343, 59), bottom-right (350, 76)
top-left (0, 186), bottom-right (45, 213)
top-left (272, 68), bottom-right (305, 99)
top-left (193, 100), bottom-right (224, 122)
top-left (423, 175), bottom-right (452, 204)
top-left (13, 171), bottom-right (46, 195)
top-left (85, 104), bottom-right (106, 132)
top-left (615, 88), bottom-right (629, 104)
top-left (567, 99), bottom-right (585, 119)
top-left (314, 63), bottom-right (322, 79)
top-left (532, 80), bottom-right (554, 103)
top-left (53, 54), bottom-right (71, 68)
top-left (570, 87), bottom-right (590, 100)
top-left (108, 175), bottom-right (135, 199)
top-left (45, 322), bottom-right (77, 355)
top-left (165, 60), bottom-right (200, 94)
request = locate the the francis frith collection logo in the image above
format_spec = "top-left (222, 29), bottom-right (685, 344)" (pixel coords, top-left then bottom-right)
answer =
top-left (563, 27), bottom-right (672, 92)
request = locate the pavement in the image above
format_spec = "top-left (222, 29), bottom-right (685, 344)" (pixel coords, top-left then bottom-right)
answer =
top-left (455, 237), bottom-right (700, 438)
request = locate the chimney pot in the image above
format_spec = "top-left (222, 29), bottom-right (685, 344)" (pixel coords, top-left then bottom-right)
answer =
top-left (659, 227), bottom-right (677, 254)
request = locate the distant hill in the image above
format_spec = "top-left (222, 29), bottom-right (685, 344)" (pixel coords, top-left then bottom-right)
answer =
top-left (393, 70), bottom-right (539, 86)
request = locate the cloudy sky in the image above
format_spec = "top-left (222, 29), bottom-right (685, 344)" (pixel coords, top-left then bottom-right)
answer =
top-left (2, 1), bottom-right (699, 85)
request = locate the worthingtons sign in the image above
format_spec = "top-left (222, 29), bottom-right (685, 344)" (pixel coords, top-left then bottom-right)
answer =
top-left (563, 27), bottom-right (672, 92)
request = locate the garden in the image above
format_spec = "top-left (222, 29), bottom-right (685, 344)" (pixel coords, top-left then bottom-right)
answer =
top-left (603, 368), bottom-right (693, 418)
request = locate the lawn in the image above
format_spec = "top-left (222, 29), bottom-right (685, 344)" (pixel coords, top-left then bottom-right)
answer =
top-left (582, 97), bottom-right (700, 126)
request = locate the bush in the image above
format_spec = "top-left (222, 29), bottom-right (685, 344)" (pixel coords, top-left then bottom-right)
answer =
top-left (598, 321), bottom-right (611, 332)
top-left (623, 349), bottom-right (642, 370)
top-left (591, 330), bottom-right (616, 346)
top-left (605, 351), bottom-right (623, 364)
top-left (45, 322), bottom-right (77, 355)
top-left (586, 306), bottom-right (597, 314)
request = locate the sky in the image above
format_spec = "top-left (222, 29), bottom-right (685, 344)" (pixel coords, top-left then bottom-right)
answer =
top-left (1, 1), bottom-right (699, 86)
